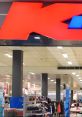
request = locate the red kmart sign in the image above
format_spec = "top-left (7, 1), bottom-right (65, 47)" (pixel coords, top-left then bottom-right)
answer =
top-left (0, 2), bottom-right (82, 40)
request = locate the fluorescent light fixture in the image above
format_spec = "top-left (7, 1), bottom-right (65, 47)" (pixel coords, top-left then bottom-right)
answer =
top-left (48, 78), bottom-right (50, 79)
top-left (5, 54), bottom-right (12, 58)
top-left (50, 80), bottom-right (54, 82)
top-left (76, 74), bottom-right (79, 77)
top-left (68, 61), bottom-right (72, 65)
top-left (80, 80), bottom-right (82, 82)
top-left (30, 72), bottom-right (35, 75)
top-left (34, 36), bottom-right (40, 39)
top-left (54, 82), bottom-right (56, 84)
top-left (57, 46), bottom-right (63, 49)
top-left (72, 72), bottom-right (76, 75)
top-left (62, 53), bottom-right (68, 58)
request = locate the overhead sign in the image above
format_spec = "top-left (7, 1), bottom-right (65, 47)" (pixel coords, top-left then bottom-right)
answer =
top-left (1, 2), bottom-right (82, 40)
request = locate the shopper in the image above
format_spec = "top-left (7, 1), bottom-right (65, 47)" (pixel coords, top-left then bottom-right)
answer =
top-left (60, 100), bottom-right (64, 117)
top-left (52, 102), bottom-right (55, 116)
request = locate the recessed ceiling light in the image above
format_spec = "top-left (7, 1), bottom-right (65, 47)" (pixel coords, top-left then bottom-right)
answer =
top-left (76, 74), bottom-right (79, 77)
top-left (50, 80), bottom-right (54, 82)
top-left (57, 46), bottom-right (63, 49)
top-left (29, 72), bottom-right (35, 75)
top-left (48, 78), bottom-right (50, 79)
top-left (68, 61), bottom-right (72, 65)
top-left (72, 72), bottom-right (76, 75)
top-left (34, 36), bottom-right (40, 39)
top-left (4, 54), bottom-right (12, 58)
top-left (62, 53), bottom-right (68, 58)
top-left (54, 82), bottom-right (56, 84)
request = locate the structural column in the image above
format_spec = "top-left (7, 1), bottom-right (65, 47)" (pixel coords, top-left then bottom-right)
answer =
top-left (42, 73), bottom-right (48, 97)
top-left (12, 50), bottom-right (23, 97)
top-left (56, 78), bottom-right (61, 102)
top-left (71, 90), bottom-right (73, 102)
top-left (70, 78), bottom-right (73, 102)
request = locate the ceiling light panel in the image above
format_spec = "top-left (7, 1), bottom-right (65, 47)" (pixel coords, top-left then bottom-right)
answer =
top-left (72, 72), bottom-right (76, 75)
top-left (4, 54), bottom-right (12, 58)
top-left (51, 80), bottom-right (54, 82)
top-left (68, 61), bottom-right (72, 65)
top-left (34, 36), bottom-right (40, 39)
top-left (48, 78), bottom-right (50, 79)
top-left (57, 46), bottom-right (63, 49)
top-left (76, 74), bottom-right (79, 77)
top-left (62, 53), bottom-right (68, 58)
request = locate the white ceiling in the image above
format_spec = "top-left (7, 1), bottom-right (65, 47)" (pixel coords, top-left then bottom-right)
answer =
top-left (0, 46), bottom-right (82, 91)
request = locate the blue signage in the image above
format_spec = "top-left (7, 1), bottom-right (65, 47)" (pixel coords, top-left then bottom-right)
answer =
top-left (69, 16), bottom-right (82, 29)
top-left (10, 97), bottom-right (23, 109)
top-left (64, 88), bottom-right (71, 117)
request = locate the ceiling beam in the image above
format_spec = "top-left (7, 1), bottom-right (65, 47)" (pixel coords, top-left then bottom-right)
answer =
top-left (58, 66), bottom-right (82, 70)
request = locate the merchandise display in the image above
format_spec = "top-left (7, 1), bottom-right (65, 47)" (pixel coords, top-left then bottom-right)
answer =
top-left (70, 101), bottom-right (82, 117)
top-left (24, 95), bottom-right (54, 117)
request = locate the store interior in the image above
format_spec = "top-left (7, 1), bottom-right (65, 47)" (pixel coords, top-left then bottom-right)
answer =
top-left (0, 46), bottom-right (82, 116)
top-left (0, 46), bottom-right (81, 98)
